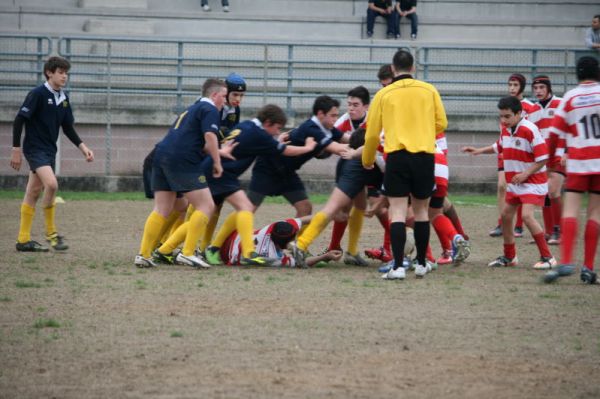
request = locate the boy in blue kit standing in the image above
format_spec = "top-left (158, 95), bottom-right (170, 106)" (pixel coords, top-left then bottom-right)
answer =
top-left (156, 105), bottom-right (317, 266)
top-left (135, 78), bottom-right (228, 268)
top-left (11, 56), bottom-right (94, 252)
top-left (247, 95), bottom-right (349, 218)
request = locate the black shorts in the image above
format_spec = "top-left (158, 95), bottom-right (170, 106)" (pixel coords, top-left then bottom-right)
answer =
top-left (366, 167), bottom-right (385, 197)
top-left (25, 151), bottom-right (55, 172)
top-left (429, 195), bottom-right (444, 209)
top-left (383, 150), bottom-right (435, 199)
top-left (335, 158), bottom-right (368, 199)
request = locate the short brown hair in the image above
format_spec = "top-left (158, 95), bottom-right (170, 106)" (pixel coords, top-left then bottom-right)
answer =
top-left (202, 78), bottom-right (226, 97)
top-left (257, 104), bottom-right (287, 126)
top-left (44, 56), bottom-right (71, 79)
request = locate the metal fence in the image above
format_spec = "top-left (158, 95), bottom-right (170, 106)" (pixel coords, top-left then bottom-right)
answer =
top-left (0, 34), bottom-right (594, 177)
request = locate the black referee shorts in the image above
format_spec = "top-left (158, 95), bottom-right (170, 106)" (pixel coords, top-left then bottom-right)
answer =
top-left (383, 150), bottom-right (435, 199)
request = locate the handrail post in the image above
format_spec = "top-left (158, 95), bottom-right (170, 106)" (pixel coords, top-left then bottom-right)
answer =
top-left (176, 41), bottom-right (183, 114)
top-left (263, 44), bottom-right (268, 106)
top-left (105, 40), bottom-right (112, 176)
top-left (36, 37), bottom-right (43, 86)
top-left (531, 49), bottom-right (537, 78)
top-left (423, 47), bottom-right (429, 81)
top-left (286, 44), bottom-right (294, 117)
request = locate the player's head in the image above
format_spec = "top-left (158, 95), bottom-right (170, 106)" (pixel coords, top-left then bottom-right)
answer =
top-left (532, 75), bottom-right (552, 100)
top-left (44, 56), bottom-right (71, 89)
top-left (312, 95), bottom-right (340, 130)
top-left (497, 96), bottom-right (522, 128)
top-left (349, 127), bottom-right (366, 149)
top-left (346, 86), bottom-right (370, 121)
top-left (271, 222), bottom-right (298, 249)
top-left (225, 73), bottom-right (246, 108)
top-left (592, 15), bottom-right (600, 30)
top-left (257, 104), bottom-right (287, 136)
top-left (508, 73), bottom-right (526, 97)
top-left (202, 78), bottom-right (227, 110)
top-left (392, 49), bottom-right (414, 74)
top-left (377, 64), bottom-right (394, 87)
top-left (576, 56), bottom-right (599, 82)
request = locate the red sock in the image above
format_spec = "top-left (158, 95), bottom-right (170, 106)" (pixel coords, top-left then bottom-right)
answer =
top-left (431, 214), bottom-right (455, 252)
top-left (542, 206), bottom-right (554, 236)
top-left (533, 232), bottom-right (552, 258)
top-left (497, 216), bottom-right (502, 227)
top-left (504, 243), bottom-right (516, 259)
top-left (405, 216), bottom-right (415, 229)
top-left (560, 217), bottom-right (578, 265)
top-left (551, 197), bottom-right (562, 231)
top-left (516, 205), bottom-right (523, 229)
top-left (377, 213), bottom-right (391, 253)
top-left (446, 209), bottom-right (468, 239)
top-left (328, 220), bottom-right (347, 251)
top-left (583, 220), bottom-right (599, 271)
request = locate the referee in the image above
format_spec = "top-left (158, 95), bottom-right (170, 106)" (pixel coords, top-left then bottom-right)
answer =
top-left (362, 49), bottom-right (448, 280)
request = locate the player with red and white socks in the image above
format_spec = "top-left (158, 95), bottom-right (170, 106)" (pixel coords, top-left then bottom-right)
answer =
top-left (430, 147), bottom-right (470, 265)
top-left (464, 96), bottom-right (556, 269)
top-left (547, 57), bottom-right (600, 284)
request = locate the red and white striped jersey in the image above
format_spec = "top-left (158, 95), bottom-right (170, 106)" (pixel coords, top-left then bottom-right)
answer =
top-left (549, 82), bottom-right (600, 175)
top-left (521, 98), bottom-right (539, 120)
top-left (434, 147), bottom-right (449, 190)
top-left (529, 95), bottom-right (563, 140)
top-left (334, 112), bottom-right (367, 133)
top-left (435, 131), bottom-right (448, 155)
top-left (493, 118), bottom-right (548, 196)
top-left (225, 218), bottom-right (303, 266)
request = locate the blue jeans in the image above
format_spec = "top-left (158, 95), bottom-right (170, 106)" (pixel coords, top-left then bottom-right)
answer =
top-left (366, 8), bottom-right (396, 36)
top-left (397, 13), bottom-right (418, 36)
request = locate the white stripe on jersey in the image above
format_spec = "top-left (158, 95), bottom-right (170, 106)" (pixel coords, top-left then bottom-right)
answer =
top-left (507, 182), bottom-right (548, 196)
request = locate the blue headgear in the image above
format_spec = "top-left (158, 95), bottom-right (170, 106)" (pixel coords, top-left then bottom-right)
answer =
top-left (225, 73), bottom-right (247, 93)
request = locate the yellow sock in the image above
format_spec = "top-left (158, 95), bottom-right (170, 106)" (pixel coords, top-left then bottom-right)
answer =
top-left (159, 221), bottom-right (189, 254)
top-left (236, 210), bottom-right (255, 258)
top-left (43, 203), bottom-right (57, 236)
top-left (297, 211), bottom-right (330, 251)
top-left (17, 203), bottom-right (36, 243)
top-left (159, 211), bottom-right (181, 243)
top-left (168, 215), bottom-right (184, 237)
top-left (199, 212), bottom-right (220, 251)
top-left (139, 211), bottom-right (167, 258)
top-left (210, 211), bottom-right (238, 248)
top-left (182, 210), bottom-right (209, 256)
top-left (347, 208), bottom-right (365, 255)
top-left (184, 204), bottom-right (195, 222)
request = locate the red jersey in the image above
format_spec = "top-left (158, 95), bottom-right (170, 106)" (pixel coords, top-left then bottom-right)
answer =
top-left (549, 82), bottom-right (600, 175)
top-left (433, 148), bottom-right (449, 197)
top-left (493, 118), bottom-right (548, 196)
top-left (435, 131), bottom-right (448, 155)
top-left (334, 112), bottom-right (366, 133)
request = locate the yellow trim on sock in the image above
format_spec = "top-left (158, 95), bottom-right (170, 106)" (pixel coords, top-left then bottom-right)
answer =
top-left (210, 211), bottom-right (237, 248)
top-left (159, 211), bottom-right (181, 243)
top-left (347, 207), bottom-right (365, 255)
top-left (297, 211), bottom-right (330, 251)
top-left (184, 204), bottom-right (195, 222)
top-left (17, 203), bottom-right (35, 243)
top-left (43, 203), bottom-right (57, 236)
top-left (139, 211), bottom-right (167, 258)
top-left (182, 210), bottom-right (209, 256)
top-left (199, 212), bottom-right (220, 251)
top-left (237, 210), bottom-right (255, 258)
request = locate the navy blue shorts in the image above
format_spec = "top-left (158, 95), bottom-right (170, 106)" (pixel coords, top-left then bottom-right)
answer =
top-left (152, 155), bottom-right (208, 193)
top-left (335, 158), bottom-right (368, 199)
top-left (25, 151), bottom-right (55, 172)
top-left (208, 172), bottom-right (241, 206)
top-left (248, 169), bottom-right (307, 206)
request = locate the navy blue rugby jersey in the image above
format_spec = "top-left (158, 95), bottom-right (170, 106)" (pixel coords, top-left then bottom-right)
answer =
top-left (156, 98), bottom-right (221, 164)
top-left (218, 103), bottom-right (240, 140)
top-left (17, 82), bottom-right (74, 154)
top-left (205, 118), bottom-right (286, 177)
top-left (253, 116), bottom-right (343, 174)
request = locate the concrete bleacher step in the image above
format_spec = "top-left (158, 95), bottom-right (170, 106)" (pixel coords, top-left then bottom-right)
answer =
top-left (83, 18), bottom-right (154, 36)
top-left (79, 0), bottom-right (148, 9)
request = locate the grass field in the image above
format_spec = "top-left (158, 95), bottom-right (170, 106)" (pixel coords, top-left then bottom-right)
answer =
top-left (0, 198), bottom-right (599, 398)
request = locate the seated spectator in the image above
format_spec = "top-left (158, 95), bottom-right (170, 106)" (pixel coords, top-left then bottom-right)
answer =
top-left (202, 0), bottom-right (229, 12)
top-left (395, 0), bottom-right (418, 40)
top-left (585, 15), bottom-right (600, 52)
top-left (366, 0), bottom-right (396, 39)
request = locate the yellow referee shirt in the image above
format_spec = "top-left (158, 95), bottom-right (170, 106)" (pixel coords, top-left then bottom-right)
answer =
top-left (362, 75), bottom-right (447, 167)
